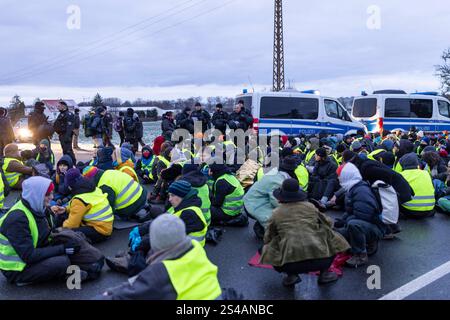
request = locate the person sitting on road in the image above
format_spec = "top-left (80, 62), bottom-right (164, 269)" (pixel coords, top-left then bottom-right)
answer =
top-left (244, 156), bottom-right (298, 239)
top-left (398, 153), bottom-right (436, 219)
top-left (2, 144), bottom-right (33, 190)
top-left (334, 163), bottom-right (386, 268)
top-left (209, 163), bottom-right (247, 227)
top-left (261, 179), bottom-right (350, 287)
top-left (0, 177), bottom-right (75, 286)
top-left (51, 169), bottom-right (114, 243)
top-left (308, 148), bottom-right (338, 210)
top-left (149, 144), bottom-right (173, 204)
top-left (113, 147), bottom-right (138, 182)
top-left (136, 145), bottom-right (156, 184)
top-left (51, 155), bottom-right (74, 207)
top-left (100, 214), bottom-right (222, 300)
top-left (82, 166), bottom-right (147, 221)
top-left (33, 139), bottom-right (55, 175)
top-left (95, 145), bottom-right (115, 171)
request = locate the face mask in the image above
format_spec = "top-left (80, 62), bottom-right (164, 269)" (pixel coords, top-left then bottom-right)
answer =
top-left (143, 151), bottom-right (151, 158)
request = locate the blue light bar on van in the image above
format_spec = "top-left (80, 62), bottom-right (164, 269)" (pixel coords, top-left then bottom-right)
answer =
top-left (243, 89), bottom-right (248, 94)
top-left (411, 92), bottom-right (439, 96)
top-left (301, 90), bottom-right (320, 95)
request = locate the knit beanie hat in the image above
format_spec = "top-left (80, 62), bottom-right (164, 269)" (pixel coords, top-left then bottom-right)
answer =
top-left (82, 165), bottom-right (99, 179)
top-left (150, 214), bottom-right (187, 252)
top-left (315, 147), bottom-right (327, 158)
top-left (168, 180), bottom-right (192, 198)
top-left (64, 168), bottom-right (82, 188)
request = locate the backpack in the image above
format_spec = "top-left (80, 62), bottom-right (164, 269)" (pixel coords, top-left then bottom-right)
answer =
top-left (371, 180), bottom-right (399, 225)
top-left (113, 117), bottom-right (123, 132)
top-left (124, 116), bottom-right (136, 133)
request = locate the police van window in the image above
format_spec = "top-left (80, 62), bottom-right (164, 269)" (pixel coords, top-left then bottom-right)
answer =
top-left (260, 97), bottom-right (318, 120)
top-left (235, 96), bottom-right (253, 113)
top-left (385, 99), bottom-right (433, 118)
top-left (438, 100), bottom-right (450, 118)
top-left (353, 98), bottom-right (377, 117)
top-left (325, 100), bottom-right (339, 118)
top-left (338, 104), bottom-right (352, 122)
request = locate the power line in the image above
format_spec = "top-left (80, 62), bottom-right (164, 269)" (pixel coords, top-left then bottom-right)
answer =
top-left (2, 0), bottom-right (237, 84)
top-left (0, 0), bottom-right (207, 82)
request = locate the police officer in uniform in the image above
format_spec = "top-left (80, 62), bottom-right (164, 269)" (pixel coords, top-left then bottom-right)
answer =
top-left (53, 101), bottom-right (76, 164)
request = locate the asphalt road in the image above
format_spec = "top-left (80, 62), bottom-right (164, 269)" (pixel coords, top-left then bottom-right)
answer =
top-left (2, 147), bottom-right (450, 300)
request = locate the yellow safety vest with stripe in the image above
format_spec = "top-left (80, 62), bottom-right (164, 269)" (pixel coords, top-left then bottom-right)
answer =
top-left (173, 206), bottom-right (207, 247)
top-left (214, 174), bottom-right (244, 216)
top-left (0, 201), bottom-right (38, 271)
top-left (70, 188), bottom-right (114, 223)
top-left (140, 157), bottom-right (155, 181)
top-left (157, 155), bottom-right (171, 173)
top-left (2, 158), bottom-right (23, 188)
top-left (368, 149), bottom-right (385, 161)
top-left (0, 177), bottom-right (4, 209)
top-left (294, 164), bottom-right (309, 191)
top-left (98, 170), bottom-right (143, 210)
top-left (400, 169), bottom-right (435, 212)
top-left (394, 160), bottom-right (403, 173)
top-left (36, 153), bottom-right (55, 165)
top-left (195, 184), bottom-right (211, 226)
top-left (163, 240), bottom-right (221, 300)
top-left (305, 150), bottom-right (316, 164)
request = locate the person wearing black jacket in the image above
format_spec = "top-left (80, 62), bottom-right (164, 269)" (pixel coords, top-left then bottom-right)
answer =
top-left (123, 108), bottom-right (138, 153)
top-left (28, 102), bottom-right (49, 146)
top-left (90, 107), bottom-right (106, 148)
top-left (228, 102), bottom-right (253, 131)
top-left (190, 102), bottom-right (211, 133)
top-left (0, 177), bottom-right (77, 285)
top-left (161, 112), bottom-right (175, 141)
top-left (103, 107), bottom-right (114, 146)
top-left (175, 107), bottom-right (194, 134)
top-left (72, 108), bottom-right (81, 150)
top-left (309, 148), bottom-right (338, 205)
top-left (212, 103), bottom-right (228, 135)
top-left (53, 101), bottom-right (76, 164)
top-left (0, 107), bottom-right (15, 158)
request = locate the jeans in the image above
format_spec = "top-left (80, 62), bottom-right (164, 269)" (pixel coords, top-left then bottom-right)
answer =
top-left (337, 219), bottom-right (383, 254)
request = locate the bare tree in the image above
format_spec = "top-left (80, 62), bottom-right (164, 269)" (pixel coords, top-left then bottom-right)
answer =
top-left (436, 48), bottom-right (450, 96)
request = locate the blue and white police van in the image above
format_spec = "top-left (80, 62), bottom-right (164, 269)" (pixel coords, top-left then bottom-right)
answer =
top-left (235, 90), bottom-right (365, 136)
top-left (352, 90), bottom-right (450, 133)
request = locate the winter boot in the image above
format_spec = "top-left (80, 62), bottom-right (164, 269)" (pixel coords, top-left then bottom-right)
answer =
top-left (282, 274), bottom-right (302, 287)
top-left (318, 271), bottom-right (339, 285)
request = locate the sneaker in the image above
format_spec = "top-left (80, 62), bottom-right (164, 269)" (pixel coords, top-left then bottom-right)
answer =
top-left (206, 228), bottom-right (223, 245)
top-left (282, 274), bottom-right (302, 287)
top-left (105, 255), bottom-right (129, 274)
top-left (318, 271), bottom-right (338, 285)
top-left (366, 240), bottom-right (378, 256)
top-left (346, 253), bottom-right (369, 268)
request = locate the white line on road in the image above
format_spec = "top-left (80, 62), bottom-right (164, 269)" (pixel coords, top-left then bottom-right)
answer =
top-left (379, 260), bottom-right (450, 300)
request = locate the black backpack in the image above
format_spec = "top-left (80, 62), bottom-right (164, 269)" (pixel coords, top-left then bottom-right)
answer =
top-left (124, 116), bottom-right (136, 133)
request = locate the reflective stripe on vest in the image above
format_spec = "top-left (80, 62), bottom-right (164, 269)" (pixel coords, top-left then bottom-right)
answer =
top-left (305, 150), bottom-right (315, 164)
top-left (36, 153), bottom-right (55, 165)
top-left (162, 240), bottom-right (222, 300)
top-left (98, 170), bottom-right (143, 210)
top-left (157, 156), bottom-right (171, 171)
top-left (367, 149), bottom-right (385, 161)
top-left (256, 167), bottom-right (264, 181)
top-left (214, 174), bottom-right (245, 216)
top-left (173, 206), bottom-right (207, 247)
top-left (195, 184), bottom-right (211, 226)
top-left (294, 164), bottom-right (309, 191)
top-left (0, 178), bottom-right (4, 208)
top-left (0, 201), bottom-right (38, 271)
top-left (71, 188), bottom-right (114, 223)
top-left (400, 169), bottom-right (435, 211)
top-left (2, 158), bottom-right (23, 187)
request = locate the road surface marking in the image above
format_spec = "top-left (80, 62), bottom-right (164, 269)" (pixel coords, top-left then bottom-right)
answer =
top-left (379, 260), bottom-right (450, 300)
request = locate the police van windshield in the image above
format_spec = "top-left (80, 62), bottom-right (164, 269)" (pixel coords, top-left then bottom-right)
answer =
top-left (353, 98), bottom-right (377, 118)
top-left (260, 97), bottom-right (318, 120)
top-left (384, 98), bottom-right (433, 118)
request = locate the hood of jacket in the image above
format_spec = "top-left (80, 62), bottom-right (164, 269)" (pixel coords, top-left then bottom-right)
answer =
top-left (209, 164), bottom-right (231, 180)
top-left (397, 139), bottom-right (414, 158)
top-left (399, 152), bottom-right (419, 170)
top-left (57, 155), bottom-right (74, 174)
top-left (22, 177), bottom-right (52, 216)
top-left (339, 163), bottom-right (363, 192)
top-left (97, 146), bottom-right (114, 163)
top-left (71, 176), bottom-right (96, 196)
top-left (182, 171), bottom-right (207, 187)
top-left (309, 137), bottom-right (320, 151)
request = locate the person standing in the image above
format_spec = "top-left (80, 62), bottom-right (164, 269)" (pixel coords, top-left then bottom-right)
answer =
top-left (0, 108), bottom-right (14, 158)
top-left (228, 101), bottom-right (253, 132)
top-left (134, 113), bottom-right (145, 150)
top-left (212, 103), bottom-right (228, 135)
top-left (90, 107), bottom-right (105, 148)
top-left (190, 102), bottom-right (211, 133)
top-left (72, 108), bottom-right (81, 150)
top-left (103, 106), bottom-right (114, 147)
top-left (175, 107), bottom-right (194, 134)
top-left (123, 108), bottom-right (138, 153)
top-left (28, 101), bottom-right (49, 146)
top-left (53, 101), bottom-right (76, 164)
top-left (161, 111), bottom-right (175, 141)
top-left (114, 111), bottom-right (125, 146)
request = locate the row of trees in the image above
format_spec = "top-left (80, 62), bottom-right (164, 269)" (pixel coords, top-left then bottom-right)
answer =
top-left (79, 93), bottom-right (237, 112)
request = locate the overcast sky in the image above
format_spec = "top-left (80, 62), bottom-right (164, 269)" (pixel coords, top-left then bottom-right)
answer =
top-left (0, 0), bottom-right (448, 105)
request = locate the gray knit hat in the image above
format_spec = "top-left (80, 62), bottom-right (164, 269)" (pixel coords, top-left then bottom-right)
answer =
top-left (150, 214), bottom-right (187, 252)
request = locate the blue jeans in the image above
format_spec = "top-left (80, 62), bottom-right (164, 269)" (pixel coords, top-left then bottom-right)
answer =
top-left (337, 219), bottom-right (383, 254)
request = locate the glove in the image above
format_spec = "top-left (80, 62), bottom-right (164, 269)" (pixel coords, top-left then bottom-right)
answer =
top-left (320, 197), bottom-right (328, 205)
top-left (64, 242), bottom-right (81, 255)
top-left (129, 227), bottom-right (142, 251)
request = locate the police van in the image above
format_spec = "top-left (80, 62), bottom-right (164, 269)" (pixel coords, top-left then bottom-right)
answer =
top-left (352, 90), bottom-right (450, 133)
top-left (235, 90), bottom-right (365, 136)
